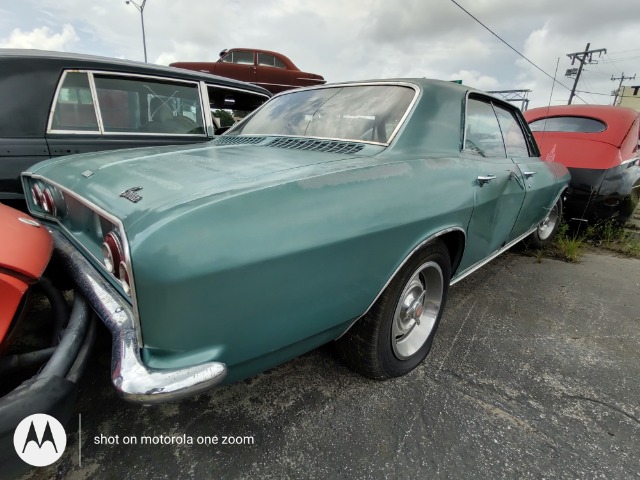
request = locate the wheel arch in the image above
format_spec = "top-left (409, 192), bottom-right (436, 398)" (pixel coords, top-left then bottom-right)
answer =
top-left (337, 226), bottom-right (466, 339)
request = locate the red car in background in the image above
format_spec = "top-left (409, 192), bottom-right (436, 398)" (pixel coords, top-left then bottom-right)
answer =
top-left (524, 105), bottom-right (640, 223)
top-left (0, 203), bottom-right (94, 477)
top-left (171, 48), bottom-right (326, 94)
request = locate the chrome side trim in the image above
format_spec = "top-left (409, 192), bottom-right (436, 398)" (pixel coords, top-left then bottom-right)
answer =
top-left (52, 230), bottom-right (227, 403)
top-left (621, 156), bottom-right (639, 166)
top-left (337, 227), bottom-right (466, 339)
top-left (451, 186), bottom-right (565, 285)
top-left (450, 226), bottom-right (537, 285)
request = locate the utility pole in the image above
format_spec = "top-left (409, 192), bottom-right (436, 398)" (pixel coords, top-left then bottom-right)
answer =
top-left (566, 43), bottom-right (607, 105)
top-left (611, 73), bottom-right (636, 106)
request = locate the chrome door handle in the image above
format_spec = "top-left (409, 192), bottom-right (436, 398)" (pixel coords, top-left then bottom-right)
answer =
top-left (523, 171), bottom-right (537, 178)
top-left (477, 174), bottom-right (496, 186)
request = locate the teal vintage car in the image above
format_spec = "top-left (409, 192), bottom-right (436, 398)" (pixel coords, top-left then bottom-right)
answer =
top-left (21, 79), bottom-right (569, 403)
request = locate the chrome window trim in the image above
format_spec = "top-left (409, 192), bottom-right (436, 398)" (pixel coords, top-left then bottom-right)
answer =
top-left (462, 93), bottom-right (508, 158)
top-left (87, 71), bottom-right (105, 134)
top-left (23, 173), bottom-right (143, 347)
top-left (337, 226), bottom-right (466, 339)
top-left (205, 82), bottom-right (270, 100)
top-left (231, 81), bottom-right (420, 147)
top-left (200, 81), bottom-right (214, 137)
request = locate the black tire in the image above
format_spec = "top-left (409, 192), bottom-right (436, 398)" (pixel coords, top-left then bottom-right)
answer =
top-left (527, 196), bottom-right (563, 248)
top-left (336, 240), bottom-right (451, 379)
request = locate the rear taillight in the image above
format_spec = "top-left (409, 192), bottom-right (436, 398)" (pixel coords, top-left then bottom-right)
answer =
top-left (118, 261), bottom-right (131, 296)
top-left (31, 183), bottom-right (44, 209)
top-left (102, 231), bottom-right (132, 296)
top-left (42, 187), bottom-right (57, 216)
top-left (102, 232), bottom-right (123, 274)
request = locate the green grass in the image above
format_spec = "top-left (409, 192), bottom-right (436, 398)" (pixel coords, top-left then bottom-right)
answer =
top-left (553, 223), bottom-right (584, 263)
top-left (584, 219), bottom-right (640, 258)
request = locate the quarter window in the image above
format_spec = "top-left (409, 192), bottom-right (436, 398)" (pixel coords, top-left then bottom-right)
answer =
top-left (465, 99), bottom-right (506, 157)
top-left (50, 72), bottom-right (99, 131)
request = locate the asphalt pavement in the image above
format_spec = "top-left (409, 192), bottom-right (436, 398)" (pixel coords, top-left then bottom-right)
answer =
top-left (19, 249), bottom-right (640, 480)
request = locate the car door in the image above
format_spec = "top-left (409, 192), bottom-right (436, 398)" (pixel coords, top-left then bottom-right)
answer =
top-left (459, 96), bottom-right (526, 270)
top-left (255, 52), bottom-right (292, 92)
top-left (493, 104), bottom-right (559, 240)
top-left (216, 50), bottom-right (257, 84)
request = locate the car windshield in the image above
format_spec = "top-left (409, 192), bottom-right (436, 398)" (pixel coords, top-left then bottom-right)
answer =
top-left (227, 85), bottom-right (416, 144)
top-left (529, 116), bottom-right (606, 133)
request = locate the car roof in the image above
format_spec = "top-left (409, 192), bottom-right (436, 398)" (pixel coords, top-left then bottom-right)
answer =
top-left (524, 104), bottom-right (640, 146)
top-left (0, 49), bottom-right (271, 95)
top-left (0, 49), bottom-right (271, 137)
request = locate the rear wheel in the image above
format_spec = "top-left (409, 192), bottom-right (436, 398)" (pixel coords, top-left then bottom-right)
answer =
top-left (528, 196), bottom-right (563, 248)
top-left (336, 241), bottom-right (451, 379)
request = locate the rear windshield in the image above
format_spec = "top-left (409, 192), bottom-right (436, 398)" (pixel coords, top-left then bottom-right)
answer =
top-left (529, 116), bottom-right (606, 133)
top-left (227, 85), bottom-right (416, 144)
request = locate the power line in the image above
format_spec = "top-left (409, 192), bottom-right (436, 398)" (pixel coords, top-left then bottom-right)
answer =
top-left (607, 48), bottom-right (640, 55)
top-left (447, 0), bottom-right (586, 103)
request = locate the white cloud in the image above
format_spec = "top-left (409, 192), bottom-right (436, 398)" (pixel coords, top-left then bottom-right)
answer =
top-left (3, 0), bottom-right (640, 109)
top-left (452, 70), bottom-right (500, 90)
top-left (0, 24), bottom-right (78, 50)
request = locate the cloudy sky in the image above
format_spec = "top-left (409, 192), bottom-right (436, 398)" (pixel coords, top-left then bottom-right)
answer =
top-left (1, 0), bottom-right (639, 109)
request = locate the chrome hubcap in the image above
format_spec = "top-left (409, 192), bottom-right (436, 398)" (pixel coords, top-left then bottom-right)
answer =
top-left (537, 202), bottom-right (559, 240)
top-left (392, 261), bottom-right (444, 360)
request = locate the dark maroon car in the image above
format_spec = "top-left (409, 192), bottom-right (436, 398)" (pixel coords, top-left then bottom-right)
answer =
top-left (171, 48), bottom-right (326, 94)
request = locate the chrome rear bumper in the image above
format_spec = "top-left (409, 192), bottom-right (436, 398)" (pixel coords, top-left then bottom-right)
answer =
top-left (52, 230), bottom-right (227, 404)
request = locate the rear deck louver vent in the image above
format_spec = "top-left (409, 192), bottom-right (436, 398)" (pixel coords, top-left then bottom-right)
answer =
top-left (213, 136), bottom-right (266, 146)
top-left (268, 138), bottom-right (365, 155)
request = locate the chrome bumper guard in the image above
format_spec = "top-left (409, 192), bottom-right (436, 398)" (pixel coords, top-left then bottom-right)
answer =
top-left (52, 230), bottom-right (227, 404)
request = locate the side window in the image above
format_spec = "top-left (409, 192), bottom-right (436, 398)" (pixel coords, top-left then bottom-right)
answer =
top-left (50, 72), bottom-right (99, 131)
top-left (257, 53), bottom-right (286, 69)
top-left (465, 98), bottom-right (506, 158)
top-left (258, 53), bottom-right (275, 66)
top-left (232, 51), bottom-right (254, 65)
top-left (494, 106), bottom-right (530, 157)
top-left (221, 51), bottom-right (253, 65)
top-left (93, 75), bottom-right (205, 135)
